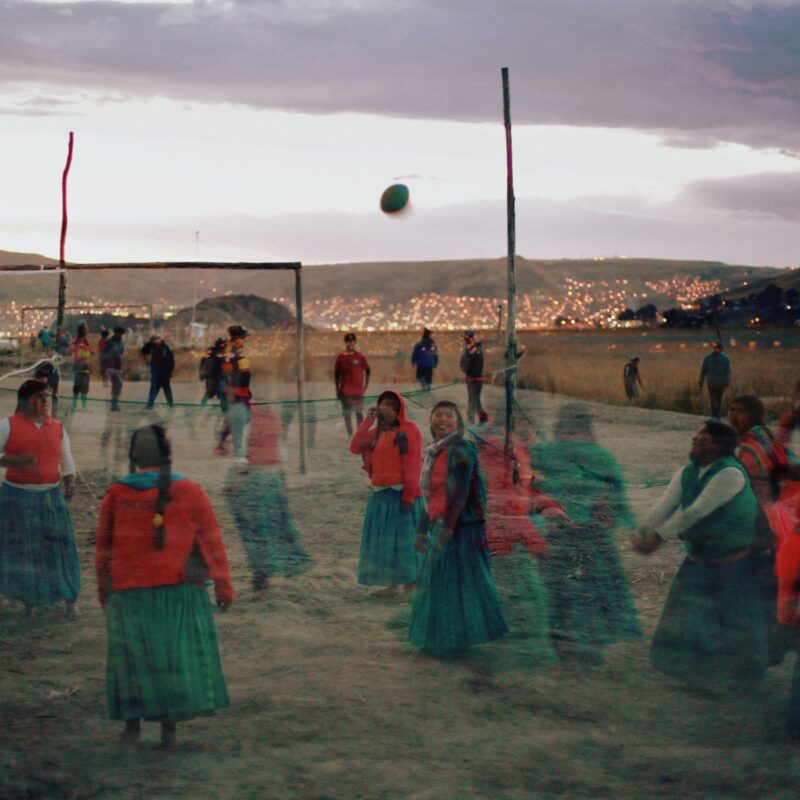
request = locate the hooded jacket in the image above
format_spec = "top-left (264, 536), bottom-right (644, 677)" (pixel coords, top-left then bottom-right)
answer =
top-left (349, 389), bottom-right (422, 504)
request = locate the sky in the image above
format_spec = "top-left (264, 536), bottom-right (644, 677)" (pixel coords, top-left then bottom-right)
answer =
top-left (1, 0), bottom-right (800, 268)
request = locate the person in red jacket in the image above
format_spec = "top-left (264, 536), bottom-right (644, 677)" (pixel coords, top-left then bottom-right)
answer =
top-left (96, 424), bottom-right (234, 749)
top-left (0, 380), bottom-right (80, 616)
top-left (349, 389), bottom-right (421, 597)
top-left (775, 518), bottom-right (800, 738)
top-left (335, 332), bottom-right (371, 435)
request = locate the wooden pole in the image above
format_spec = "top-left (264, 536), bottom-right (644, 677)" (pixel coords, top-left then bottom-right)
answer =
top-left (295, 266), bottom-right (307, 475)
top-left (502, 68), bottom-right (517, 458)
top-left (56, 132), bottom-right (74, 355)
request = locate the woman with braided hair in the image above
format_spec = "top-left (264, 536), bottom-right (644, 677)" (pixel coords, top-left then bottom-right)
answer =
top-left (95, 424), bottom-right (234, 748)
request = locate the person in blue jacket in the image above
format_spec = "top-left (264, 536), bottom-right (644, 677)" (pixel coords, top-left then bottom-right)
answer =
top-left (411, 328), bottom-right (439, 391)
top-left (699, 341), bottom-right (731, 421)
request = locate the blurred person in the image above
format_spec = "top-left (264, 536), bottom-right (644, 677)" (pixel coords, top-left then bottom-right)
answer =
top-left (70, 321), bottom-right (92, 410)
top-left (411, 328), bottom-right (439, 391)
top-left (97, 329), bottom-right (110, 386)
top-left (34, 359), bottom-right (60, 418)
top-left (141, 333), bottom-right (175, 409)
top-left (409, 401), bottom-right (507, 655)
top-left (531, 403), bottom-right (641, 660)
top-left (221, 325), bottom-right (252, 463)
top-left (460, 330), bottom-right (488, 425)
top-left (225, 406), bottom-right (311, 597)
top-left (633, 421), bottom-right (767, 691)
top-left (699, 340), bottom-right (731, 421)
top-left (200, 336), bottom-right (228, 411)
top-left (95, 424), bottom-right (234, 749)
top-left (335, 332), bottom-right (371, 435)
top-left (37, 327), bottom-right (52, 352)
top-left (0, 380), bottom-right (80, 616)
top-left (349, 390), bottom-right (422, 598)
top-left (623, 356), bottom-right (643, 401)
top-left (101, 327), bottom-right (126, 412)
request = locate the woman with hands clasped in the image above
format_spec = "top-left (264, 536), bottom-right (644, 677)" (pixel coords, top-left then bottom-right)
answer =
top-left (96, 425), bottom-right (234, 749)
top-left (409, 401), bottom-right (507, 656)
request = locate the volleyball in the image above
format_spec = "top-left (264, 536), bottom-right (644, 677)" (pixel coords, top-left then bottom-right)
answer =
top-left (380, 183), bottom-right (410, 214)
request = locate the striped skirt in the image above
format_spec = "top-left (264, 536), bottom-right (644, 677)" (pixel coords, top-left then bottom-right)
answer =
top-left (106, 583), bottom-right (229, 721)
top-left (409, 521), bottom-right (508, 655)
top-left (357, 490), bottom-right (420, 586)
top-left (0, 483), bottom-right (81, 606)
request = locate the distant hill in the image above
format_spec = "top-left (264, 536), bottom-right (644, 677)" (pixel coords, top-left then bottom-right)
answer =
top-left (169, 294), bottom-right (298, 331)
top-left (721, 265), bottom-right (800, 300)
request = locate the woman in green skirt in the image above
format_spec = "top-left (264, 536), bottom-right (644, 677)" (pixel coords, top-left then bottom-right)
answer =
top-left (96, 425), bottom-right (234, 748)
top-left (409, 401), bottom-right (507, 655)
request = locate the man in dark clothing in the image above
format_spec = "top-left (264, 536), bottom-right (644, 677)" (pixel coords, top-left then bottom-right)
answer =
top-left (141, 334), bottom-right (175, 409)
top-left (200, 336), bottom-right (228, 411)
top-left (101, 327), bottom-right (126, 411)
top-left (623, 356), bottom-right (643, 401)
top-left (460, 329), bottom-right (488, 424)
top-left (699, 341), bottom-right (731, 421)
top-left (411, 328), bottom-right (438, 391)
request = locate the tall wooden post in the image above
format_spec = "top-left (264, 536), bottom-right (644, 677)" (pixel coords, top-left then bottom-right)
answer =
top-left (502, 68), bottom-right (517, 457)
top-left (56, 132), bottom-right (74, 355)
top-left (295, 266), bottom-right (307, 474)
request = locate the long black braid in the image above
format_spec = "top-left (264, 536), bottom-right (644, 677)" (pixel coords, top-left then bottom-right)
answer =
top-left (128, 424), bottom-right (172, 550)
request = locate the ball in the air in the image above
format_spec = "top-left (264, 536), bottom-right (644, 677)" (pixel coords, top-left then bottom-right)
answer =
top-left (380, 183), bottom-right (410, 214)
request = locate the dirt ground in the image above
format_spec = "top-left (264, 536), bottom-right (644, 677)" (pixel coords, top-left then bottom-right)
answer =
top-left (2, 379), bottom-right (800, 800)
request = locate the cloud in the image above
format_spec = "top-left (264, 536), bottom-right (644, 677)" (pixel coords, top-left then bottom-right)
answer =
top-left (1, 0), bottom-right (799, 148)
top-left (685, 171), bottom-right (800, 222)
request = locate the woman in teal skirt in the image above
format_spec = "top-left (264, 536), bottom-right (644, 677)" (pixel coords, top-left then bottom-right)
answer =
top-left (96, 425), bottom-right (234, 748)
top-left (409, 401), bottom-right (507, 655)
top-left (350, 390), bottom-right (423, 597)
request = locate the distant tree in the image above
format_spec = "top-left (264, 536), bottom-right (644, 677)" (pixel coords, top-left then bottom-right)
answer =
top-left (637, 303), bottom-right (658, 321)
top-left (755, 283), bottom-right (784, 309)
top-left (617, 308), bottom-right (636, 321)
top-left (786, 288), bottom-right (800, 307)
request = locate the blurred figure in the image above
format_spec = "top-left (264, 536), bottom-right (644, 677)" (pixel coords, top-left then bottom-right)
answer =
top-left (460, 329), bottom-right (488, 424)
top-left (335, 332), bottom-right (371, 436)
top-left (37, 327), bottom-right (52, 352)
top-left (34, 358), bottom-right (60, 418)
top-left (0, 380), bottom-right (80, 616)
top-left (531, 403), bottom-right (641, 660)
top-left (221, 325), bottom-right (252, 463)
top-left (199, 336), bottom-right (228, 411)
top-left (70, 321), bottom-right (92, 410)
top-left (96, 425), bottom-right (234, 748)
top-left (101, 327), bottom-right (126, 412)
top-left (411, 328), bottom-right (438, 391)
top-left (623, 356), bottom-right (643, 402)
top-left (409, 401), bottom-right (507, 655)
top-left (97, 329), bottom-right (110, 386)
top-left (349, 390), bottom-right (422, 598)
top-left (634, 422), bottom-right (767, 691)
top-left (141, 333), bottom-right (175, 409)
top-left (699, 340), bottom-right (731, 421)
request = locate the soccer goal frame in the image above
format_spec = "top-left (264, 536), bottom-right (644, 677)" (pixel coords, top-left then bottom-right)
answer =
top-left (0, 260), bottom-right (308, 473)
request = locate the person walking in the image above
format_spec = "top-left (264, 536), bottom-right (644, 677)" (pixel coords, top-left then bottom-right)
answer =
top-left (335, 333), bottom-right (371, 436)
top-left (96, 424), bottom-right (234, 748)
top-left (349, 389), bottom-right (422, 598)
top-left (141, 334), bottom-right (175, 409)
top-left (623, 356), bottom-right (643, 401)
top-left (633, 421), bottom-right (767, 691)
top-left (221, 325), bottom-right (252, 463)
top-left (101, 327), bottom-right (126, 412)
top-left (409, 400), bottom-right (507, 655)
top-left (460, 330), bottom-right (488, 424)
top-left (699, 341), bottom-right (731, 420)
top-left (70, 322), bottom-right (92, 410)
top-left (0, 380), bottom-right (80, 616)
top-left (200, 336), bottom-right (228, 410)
top-left (411, 328), bottom-right (439, 391)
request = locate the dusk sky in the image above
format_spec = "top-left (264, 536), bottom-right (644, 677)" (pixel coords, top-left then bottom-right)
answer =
top-left (1, 0), bottom-right (800, 267)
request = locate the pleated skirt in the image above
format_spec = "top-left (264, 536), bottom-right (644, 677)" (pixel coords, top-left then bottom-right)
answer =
top-left (105, 583), bottom-right (229, 721)
top-left (357, 490), bottom-right (420, 586)
top-left (227, 467), bottom-right (311, 578)
top-left (538, 519), bottom-right (641, 650)
top-left (0, 483), bottom-right (81, 606)
top-left (650, 555), bottom-right (768, 687)
top-left (409, 521), bottom-right (508, 655)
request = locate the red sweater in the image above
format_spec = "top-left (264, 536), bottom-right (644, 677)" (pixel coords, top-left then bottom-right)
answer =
top-left (95, 476), bottom-right (234, 608)
top-left (248, 407), bottom-right (282, 466)
top-left (4, 412), bottom-right (63, 485)
top-left (349, 390), bottom-right (422, 503)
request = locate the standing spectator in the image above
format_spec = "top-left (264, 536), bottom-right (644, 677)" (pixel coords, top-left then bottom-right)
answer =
top-left (335, 333), bottom-right (371, 435)
top-left (34, 360), bottom-right (61, 417)
top-left (38, 328), bottom-right (52, 352)
top-left (71, 322), bottom-right (92, 410)
top-left (102, 327), bottom-right (126, 412)
top-left (411, 328), bottom-right (439, 391)
top-left (221, 325), bottom-right (252, 463)
top-left (460, 330), bottom-right (488, 424)
top-left (200, 337), bottom-right (228, 411)
top-left (409, 400), bottom-right (507, 655)
top-left (349, 389), bottom-right (422, 597)
top-left (95, 424), bottom-right (234, 748)
top-left (699, 341), bottom-right (731, 421)
top-left (0, 380), bottom-right (80, 616)
top-left (141, 334), bottom-right (175, 409)
top-left (623, 356), bottom-right (643, 401)
top-left (97, 329), bottom-right (110, 385)
top-left (633, 422), bottom-right (767, 691)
